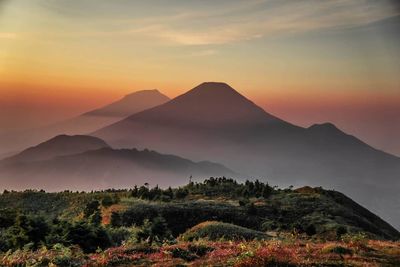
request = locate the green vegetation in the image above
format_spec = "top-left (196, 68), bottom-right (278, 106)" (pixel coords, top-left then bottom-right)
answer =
top-left (0, 177), bottom-right (399, 266)
top-left (180, 221), bottom-right (268, 241)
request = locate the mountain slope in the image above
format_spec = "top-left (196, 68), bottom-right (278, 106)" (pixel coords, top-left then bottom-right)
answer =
top-left (83, 89), bottom-right (170, 117)
top-left (93, 82), bottom-right (400, 228)
top-left (0, 89), bottom-right (170, 156)
top-left (93, 82), bottom-right (301, 158)
top-left (3, 135), bottom-right (110, 162)
top-left (0, 136), bottom-right (234, 191)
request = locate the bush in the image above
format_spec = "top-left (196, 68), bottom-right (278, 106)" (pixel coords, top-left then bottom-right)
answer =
top-left (107, 227), bottom-right (133, 246)
top-left (110, 211), bottom-right (122, 227)
top-left (168, 244), bottom-right (213, 261)
top-left (84, 201), bottom-right (100, 218)
top-left (174, 188), bottom-right (189, 199)
top-left (101, 195), bottom-right (114, 207)
top-left (66, 222), bottom-right (111, 253)
top-left (336, 226), bottom-right (347, 238)
top-left (136, 216), bottom-right (172, 245)
top-left (170, 247), bottom-right (198, 261)
top-left (246, 203), bottom-right (257, 216)
top-left (6, 214), bottom-right (50, 250)
top-left (179, 221), bottom-right (268, 241)
top-left (305, 224), bottom-right (317, 236)
top-left (322, 244), bottom-right (352, 255)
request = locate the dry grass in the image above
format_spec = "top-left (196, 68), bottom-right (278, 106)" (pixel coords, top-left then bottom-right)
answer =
top-left (2, 238), bottom-right (400, 266)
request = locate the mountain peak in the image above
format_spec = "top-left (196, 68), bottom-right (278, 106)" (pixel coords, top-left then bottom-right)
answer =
top-left (308, 122), bottom-right (342, 133)
top-left (185, 82), bottom-right (242, 98)
top-left (121, 82), bottom-right (287, 127)
top-left (123, 89), bottom-right (164, 99)
top-left (84, 89), bottom-right (170, 117)
top-left (195, 82), bottom-right (234, 90)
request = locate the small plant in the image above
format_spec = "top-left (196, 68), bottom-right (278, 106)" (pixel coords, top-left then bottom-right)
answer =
top-left (341, 232), bottom-right (369, 252)
top-left (170, 247), bottom-right (198, 261)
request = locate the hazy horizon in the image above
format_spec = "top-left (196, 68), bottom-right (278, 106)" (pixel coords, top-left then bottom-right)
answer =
top-left (1, 83), bottom-right (399, 157)
top-left (1, 2), bottom-right (400, 264)
top-left (1, 0), bottom-right (399, 155)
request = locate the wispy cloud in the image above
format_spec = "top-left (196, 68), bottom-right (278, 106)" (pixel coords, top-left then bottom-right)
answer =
top-left (5, 0), bottom-right (399, 46)
top-left (117, 0), bottom-right (400, 45)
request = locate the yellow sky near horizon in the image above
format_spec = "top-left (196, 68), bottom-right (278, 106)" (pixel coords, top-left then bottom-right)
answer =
top-left (0, 0), bottom-right (399, 154)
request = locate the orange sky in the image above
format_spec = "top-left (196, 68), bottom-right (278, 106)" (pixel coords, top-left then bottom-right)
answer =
top-left (0, 1), bottom-right (399, 155)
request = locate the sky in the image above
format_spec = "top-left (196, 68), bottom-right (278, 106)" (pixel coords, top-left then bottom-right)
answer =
top-left (0, 0), bottom-right (399, 155)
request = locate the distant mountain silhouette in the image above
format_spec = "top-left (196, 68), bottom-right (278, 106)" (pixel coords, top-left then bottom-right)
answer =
top-left (0, 135), bottom-right (234, 191)
top-left (3, 135), bottom-right (110, 162)
top-left (0, 89), bottom-right (170, 156)
top-left (93, 82), bottom-right (400, 228)
top-left (83, 89), bottom-right (170, 117)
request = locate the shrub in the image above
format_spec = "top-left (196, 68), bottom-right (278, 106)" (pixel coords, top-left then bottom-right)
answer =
top-left (174, 188), bottom-right (189, 199)
top-left (179, 221), bottom-right (268, 241)
top-left (261, 220), bottom-right (278, 231)
top-left (305, 224), bottom-right (317, 236)
top-left (336, 226), bottom-right (347, 238)
top-left (84, 200), bottom-right (100, 218)
top-left (168, 244), bottom-right (213, 261)
top-left (101, 195), bottom-right (114, 207)
top-left (136, 216), bottom-right (172, 245)
top-left (110, 211), bottom-right (122, 227)
top-left (246, 203), bottom-right (257, 216)
top-left (107, 227), bottom-right (133, 246)
top-left (170, 247), bottom-right (198, 261)
top-left (66, 222), bottom-right (111, 253)
top-left (322, 244), bottom-right (352, 255)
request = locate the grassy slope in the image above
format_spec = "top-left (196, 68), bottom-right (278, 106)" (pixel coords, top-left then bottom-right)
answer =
top-left (2, 238), bottom-right (400, 266)
top-left (0, 185), bottom-right (398, 240)
top-left (0, 181), bottom-right (400, 266)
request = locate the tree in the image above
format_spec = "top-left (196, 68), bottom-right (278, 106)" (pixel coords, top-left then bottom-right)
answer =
top-left (84, 200), bottom-right (100, 218)
top-left (246, 203), bottom-right (257, 216)
top-left (101, 195), bottom-right (114, 207)
top-left (175, 188), bottom-right (188, 199)
top-left (110, 212), bottom-right (122, 227)
top-left (136, 216), bottom-right (171, 245)
top-left (89, 210), bottom-right (102, 226)
top-left (8, 215), bottom-right (50, 249)
top-left (131, 185), bottom-right (139, 198)
top-left (66, 222), bottom-right (111, 253)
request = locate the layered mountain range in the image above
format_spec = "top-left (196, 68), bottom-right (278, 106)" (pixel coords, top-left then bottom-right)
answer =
top-left (0, 82), bottom-right (399, 228)
top-left (0, 89), bottom-right (170, 157)
top-left (93, 82), bottom-right (400, 227)
top-left (0, 135), bottom-right (233, 191)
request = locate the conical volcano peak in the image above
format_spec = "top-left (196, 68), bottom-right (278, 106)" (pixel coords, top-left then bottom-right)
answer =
top-left (120, 82), bottom-right (289, 127)
top-left (184, 82), bottom-right (244, 99)
top-left (194, 82), bottom-right (235, 91)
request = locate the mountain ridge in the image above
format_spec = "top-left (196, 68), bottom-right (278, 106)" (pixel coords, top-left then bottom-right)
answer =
top-left (83, 89), bottom-right (169, 117)
top-left (0, 135), bottom-right (235, 191)
top-left (0, 89), bottom-right (170, 156)
top-left (3, 135), bottom-right (110, 163)
top-left (92, 82), bottom-right (400, 228)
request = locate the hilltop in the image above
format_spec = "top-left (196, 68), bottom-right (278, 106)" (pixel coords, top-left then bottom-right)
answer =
top-left (0, 178), bottom-right (399, 266)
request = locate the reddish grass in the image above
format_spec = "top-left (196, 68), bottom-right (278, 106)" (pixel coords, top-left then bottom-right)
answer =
top-left (2, 239), bottom-right (400, 266)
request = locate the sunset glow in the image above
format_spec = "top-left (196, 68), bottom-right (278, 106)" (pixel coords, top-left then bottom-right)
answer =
top-left (0, 0), bottom-right (399, 154)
